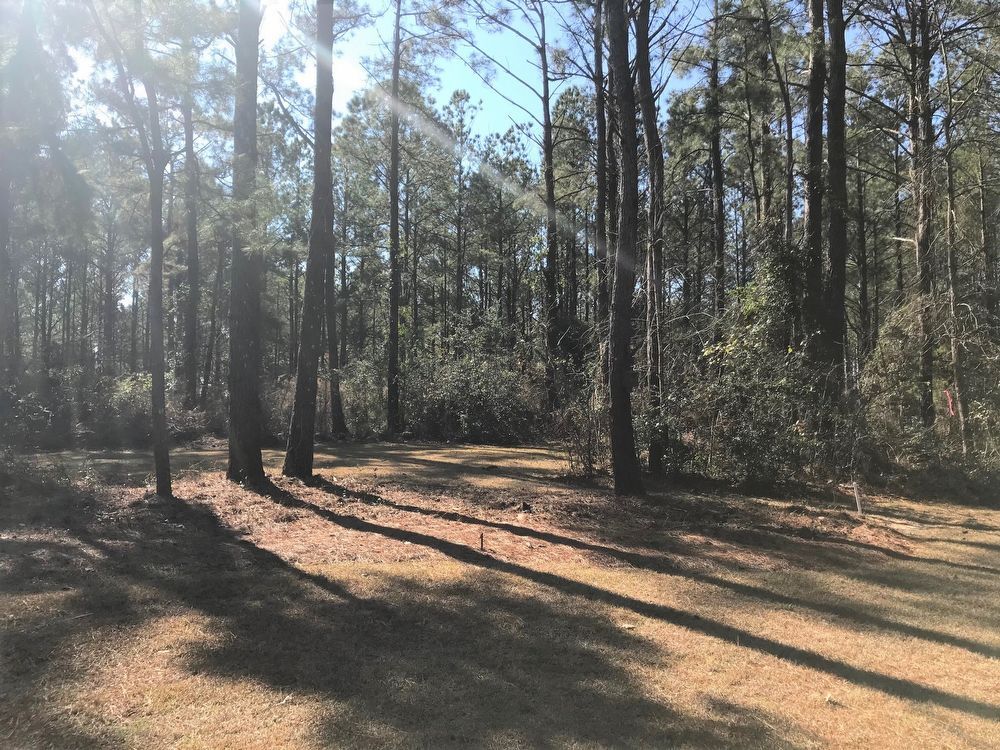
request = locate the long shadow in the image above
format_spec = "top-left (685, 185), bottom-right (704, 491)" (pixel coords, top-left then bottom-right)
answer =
top-left (309, 478), bottom-right (1000, 659)
top-left (270, 485), bottom-right (1000, 719)
top-left (898, 534), bottom-right (1000, 552)
top-left (712, 523), bottom-right (1000, 576)
top-left (316, 449), bottom-right (571, 489)
top-left (322, 475), bottom-right (1000, 575)
top-left (867, 503), bottom-right (1000, 533)
top-left (3, 476), bottom-right (792, 748)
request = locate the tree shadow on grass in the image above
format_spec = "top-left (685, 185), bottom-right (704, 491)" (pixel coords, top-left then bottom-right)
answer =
top-left (2, 476), bottom-right (791, 748)
top-left (307, 477), bottom-right (1000, 659)
top-left (279, 481), bottom-right (1000, 716)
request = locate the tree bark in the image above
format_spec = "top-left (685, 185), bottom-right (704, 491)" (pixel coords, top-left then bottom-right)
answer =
top-left (139, 72), bottom-right (172, 497)
top-left (200, 239), bottom-right (226, 407)
top-left (101, 227), bottom-right (116, 375)
top-left (635, 0), bottom-right (665, 475)
top-left (285, 0), bottom-right (336, 477)
top-left (979, 154), bottom-right (997, 325)
top-left (593, 0), bottom-right (610, 390)
top-left (386, 0), bottom-right (403, 435)
top-left (709, 0), bottom-right (726, 337)
top-left (606, 0), bottom-right (644, 496)
top-left (539, 5), bottom-right (559, 405)
top-left (326, 210), bottom-right (348, 437)
top-left (182, 91), bottom-right (200, 409)
top-left (802, 0), bottom-right (825, 358)
top-left (910, 0), bottom-right (935, 428)
top-left (825, 0), bottom-right (848, 394)
top-left (856, 152), bottom-right (871, 363)
top-left (227, 0), bottom-right (266, 485)
top-left (943, 117), bottom-right (968, 454)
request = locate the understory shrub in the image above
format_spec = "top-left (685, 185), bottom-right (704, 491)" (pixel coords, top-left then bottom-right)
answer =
top-left (403, 352), bottom-right (541, 443)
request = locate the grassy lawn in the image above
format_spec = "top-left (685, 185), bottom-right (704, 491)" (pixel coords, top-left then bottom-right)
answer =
top-left (2, 443), bottom-right (998, 748)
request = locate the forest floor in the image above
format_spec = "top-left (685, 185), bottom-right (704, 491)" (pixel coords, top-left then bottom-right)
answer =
top-left (2, 442), bottom-right (998, 749)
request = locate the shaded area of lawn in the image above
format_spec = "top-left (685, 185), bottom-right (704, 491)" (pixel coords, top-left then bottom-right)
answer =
top-left (3, 444), bottom-right (999, 748)
top-left (2, 473), bottom-right (789, 748)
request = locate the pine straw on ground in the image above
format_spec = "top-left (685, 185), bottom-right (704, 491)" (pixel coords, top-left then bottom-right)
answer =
top-left (2, 443), bottom-right (998, 749)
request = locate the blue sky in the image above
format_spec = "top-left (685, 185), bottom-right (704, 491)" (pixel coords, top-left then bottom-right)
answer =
top-left (259, 0), bottom-right (576, 138)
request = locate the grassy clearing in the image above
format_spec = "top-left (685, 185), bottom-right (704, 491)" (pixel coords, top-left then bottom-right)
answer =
top-left (2, 443), bottom-right (998, 748)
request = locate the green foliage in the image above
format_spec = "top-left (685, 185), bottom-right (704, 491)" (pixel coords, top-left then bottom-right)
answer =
top-left (403, 323), bottom-right (543, 444)
top-left (340, 359), bottom-right (386, 440)
top-left (655, 281), bottom-right (817, 484)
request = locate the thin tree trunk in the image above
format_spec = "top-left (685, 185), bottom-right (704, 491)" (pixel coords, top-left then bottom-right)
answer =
top-left (856, 153), bottom-right (871, 363)
top-left (288, 257), bottom-right (298, 373)
top-left (979, 154), bottom-right (997, 324)
top-left (326, 210), bottom-right (348, 437)
top-left (285, 0), bottom-right (337, 477)
top-left (182, 89), bottom-right (200, 408)
top-left (147, 154), bottom-right (172, 496)
top-left (894, 144), bottom-right (904, 300)
top-left (944, 116), bottom-right (968, 453)
top-left (386, 0), bottom-right (403, 435)
top-left (802, 0), bottom-right (826, 357)
top-left (826, 0), bottom-right (848, 393)
top-left (635, 0), bottom-right (664, 475)
top-left (911, 0), bottom-right (935, 428)
top-left (540, 6), bottom-right (559, 405)
top-left (709, 0), bottom-right (726, 337)
top-left (593, 0), bottom-right (610, 389)
top-left (340, 186), bottom-right (349, 367)
top-left (129, 273), bottom-right (138, 371)
top-left (0, 171), bottom-right (15, 388)
top-left (102, 229), bottom-right (116, 375)
top-left (201, 240), bottom-right (226, 407)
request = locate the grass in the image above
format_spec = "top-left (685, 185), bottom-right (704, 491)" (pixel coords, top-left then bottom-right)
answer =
top-left (2, 443), bottom-right (998, 748)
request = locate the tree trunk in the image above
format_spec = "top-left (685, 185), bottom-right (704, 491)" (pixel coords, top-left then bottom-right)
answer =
top-left (979, 154), bottom-right (997, 325)
top-left (593, 0), bottom-right (610, 389)
top-left (539, 7), bottom-right (559, 405)
top-left (856, 153), bottom-right (871, 363)
top-left (606, 0), bottom-right (644, 496)
top-left (102, 229), bottom-right (116, 375)
top-left (709, 0), bottom-right (726, 336)
top-left (284, 0), bottom-right (336, 477)
top-left (911, 0), bottom-right (935, 428)
top-left (128, 273), bottom-right (138, 371)
top-left (182, 90), bottom-right (200, 409)
top-left (340, 187), bottom-right (349, 367)
top-left (0, 170), bottom-right (15, 388)
top-left (147, 158), bottom-right (172, 496)
top-left (802, 0), bottom-right (825, 357)
top-left (605, 66), bottom-right (620, 387)
top-left (201, 239), bottom-right (226, 407)
top-left (635, 0), bottom-right (665, 476)
top-left (894, 144), bottom-right (904, 300)
top-left (386, 0), bottom-right (403, 435)
top-left (825, 0), bottom-right (848, 394)
top-left (944, 117), bottom-right (968, 454)
top-left (326, 211), bottom-right (348, 437)
top-left (227, 0), bottom-right (266, 485)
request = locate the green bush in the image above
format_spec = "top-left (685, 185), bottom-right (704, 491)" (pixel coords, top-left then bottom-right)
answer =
top-left (341, 358), bottom-right (385, 439)
top-left (402, 321), bottom-right (543, 444)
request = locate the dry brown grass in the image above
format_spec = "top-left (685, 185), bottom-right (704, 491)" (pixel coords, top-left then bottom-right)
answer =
top-left (2, 443), bottom-right (998, 748)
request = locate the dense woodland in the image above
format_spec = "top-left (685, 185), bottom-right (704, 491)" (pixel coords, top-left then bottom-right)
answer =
top-left (2, 0), bottom-right (1000, 495)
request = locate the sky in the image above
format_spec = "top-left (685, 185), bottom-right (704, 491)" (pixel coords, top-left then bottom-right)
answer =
top-left (258, 0), bottom-right (572, 138)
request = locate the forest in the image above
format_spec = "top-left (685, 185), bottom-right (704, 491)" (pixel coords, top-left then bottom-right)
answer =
top-left (1, 0), bottom-right (999, 747)
top-left (3, 0), bottom-right (1000, 492)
